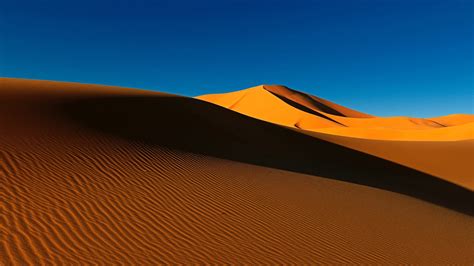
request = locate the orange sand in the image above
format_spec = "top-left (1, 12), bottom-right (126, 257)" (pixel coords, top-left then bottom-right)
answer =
top-left (306, 131), bottom-right (474, 190)
top-left (2, 78), bottom-right (473, 264)
top-left (198, 85), bottom-right (474, 140)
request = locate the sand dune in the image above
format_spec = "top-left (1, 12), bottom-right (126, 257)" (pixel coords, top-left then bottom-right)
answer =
top-left (197, 85), bottom-right (343, 128)
top-left (311, 122), bottom-right (474, 141)
top-left (198, 84), bottom-right (474, 140)
top-left (1, 78), bottom-right (473, 264)
top-left (430, 114), bottom-right (474, 126)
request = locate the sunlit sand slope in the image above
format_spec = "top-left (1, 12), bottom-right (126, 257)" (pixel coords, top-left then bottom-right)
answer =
top-left (197, 84), bottom-right (474, 140)
top-left (312, 122), bottom-right (474, 141)
top-left (1, 78), bottom-right (473, 264)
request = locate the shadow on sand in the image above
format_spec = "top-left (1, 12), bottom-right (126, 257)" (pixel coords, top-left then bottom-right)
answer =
top-left (62, 95), bottom-right (473, 215)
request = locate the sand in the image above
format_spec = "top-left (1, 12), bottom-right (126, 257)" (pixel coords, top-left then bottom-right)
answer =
top-left (307, 131), bottom-right (474, 190)
top-left (2, 78), bottom-right (473, 264)
top-left (308, 123), bottom-right (474, 141)
top-left (198, 85), bottom-right (474, 139)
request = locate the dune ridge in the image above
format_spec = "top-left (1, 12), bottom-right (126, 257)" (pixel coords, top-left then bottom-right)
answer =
top-left (1, 78), bottom-right (473, 264)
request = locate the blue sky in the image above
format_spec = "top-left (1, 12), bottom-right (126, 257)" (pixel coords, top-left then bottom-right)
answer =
top-left (1, 0), bottom-right (472, 117)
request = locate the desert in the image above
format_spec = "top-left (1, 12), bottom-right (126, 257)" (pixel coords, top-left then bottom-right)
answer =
top-left (1, 78), bottom-right (473, 264)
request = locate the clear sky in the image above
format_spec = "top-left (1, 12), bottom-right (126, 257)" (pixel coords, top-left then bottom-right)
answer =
top-left (1, 0), bottom-right (472, 117)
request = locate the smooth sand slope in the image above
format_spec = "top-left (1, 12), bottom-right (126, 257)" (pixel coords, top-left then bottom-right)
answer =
top-left (1, 78), bottom-right (473, 264)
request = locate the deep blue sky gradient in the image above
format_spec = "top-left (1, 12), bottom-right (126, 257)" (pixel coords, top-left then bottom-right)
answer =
top-left (1, 0), bottom-right (472, 117)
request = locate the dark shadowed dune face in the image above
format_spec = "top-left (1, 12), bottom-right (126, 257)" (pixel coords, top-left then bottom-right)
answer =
top-left (62, 95), bottom-right (473, 215)
top-left (263, 85), bottom-right (347, 117)
top-left (265, 90), bottom-right (348, 126)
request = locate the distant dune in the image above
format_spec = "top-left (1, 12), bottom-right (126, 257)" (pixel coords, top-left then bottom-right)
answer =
top-left (1, 78), bottom-right (473, 264)
top-left (197, 85), bottom-right (474, 140)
